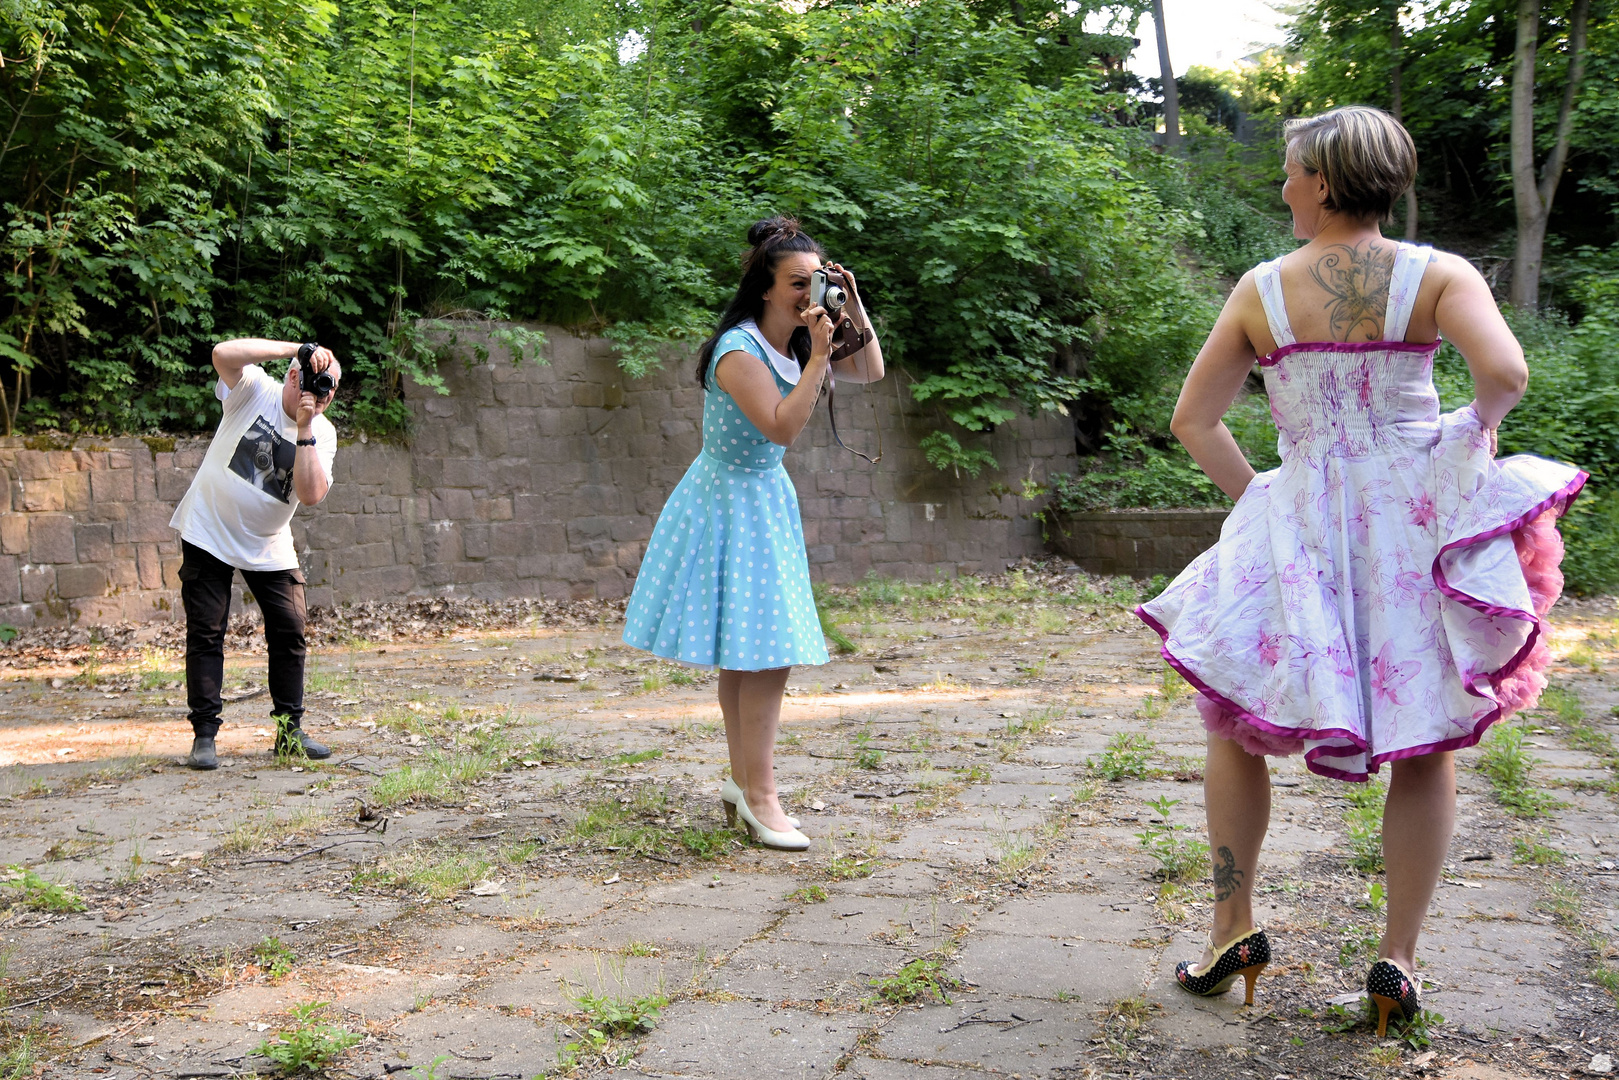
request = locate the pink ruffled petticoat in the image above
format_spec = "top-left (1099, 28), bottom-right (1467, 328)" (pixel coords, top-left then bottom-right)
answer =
top-left (1197, 508), bottom-right (1568, 758)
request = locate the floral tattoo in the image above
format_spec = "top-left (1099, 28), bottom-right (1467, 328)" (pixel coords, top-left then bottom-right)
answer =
top-left (1213, 845), bottom-right (1245, 902)
top-left (1307, 242), bottom-right (1396, 341)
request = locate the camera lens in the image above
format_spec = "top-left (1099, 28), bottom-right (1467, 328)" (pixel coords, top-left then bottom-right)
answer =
top-left (253, 449), bottom-right (273, 472)
top-left (312, 372), bottom-right (335, 396)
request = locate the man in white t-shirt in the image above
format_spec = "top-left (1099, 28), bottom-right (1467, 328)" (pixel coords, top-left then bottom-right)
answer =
top-left (170, 339), bottom-right (341, 769)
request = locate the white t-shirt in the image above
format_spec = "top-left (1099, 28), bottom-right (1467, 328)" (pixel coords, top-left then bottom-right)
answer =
top-left (170, 365), bottom-right (337, 572)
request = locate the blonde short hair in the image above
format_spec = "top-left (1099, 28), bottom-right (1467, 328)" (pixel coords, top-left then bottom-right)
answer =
top-left (1284, 106), bottom-right (1417, 222)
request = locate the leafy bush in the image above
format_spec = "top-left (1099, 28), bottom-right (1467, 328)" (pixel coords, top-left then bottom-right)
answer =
top-left (253, 1002), bottom-right (361, 1074)
top-left (1, 865), bottom-right (86, 913)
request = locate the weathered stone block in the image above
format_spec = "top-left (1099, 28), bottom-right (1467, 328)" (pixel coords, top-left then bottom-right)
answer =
top-left (463, 524), bottom-right (490, 560)
top-left (30, 515), bottom-right (77, 563)
top-left (20, 563), bottom-right (55, 602)
top-left (161, 556), bottom-right (183, 589)
top-left (430, 488), bottom-right (476, 521)
top-left (21, 479), bottom-right (64, 512)
top-left (0, 555), bottom-right (17, 604)
top-left (136, 544), bottom-right (164, 589)
top-left (0, 514), bottom-right (26, 555)
top-left (75, 523), bottom-right (115, 563)
top-left (90, 466), bottom-right (136, 504)
top-left (107, 559), bottom-right (139, 589)
top-left (129, 502), bottom-right (176, 543)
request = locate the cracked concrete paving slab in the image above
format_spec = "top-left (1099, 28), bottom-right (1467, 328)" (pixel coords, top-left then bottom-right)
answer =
top-left (623, 999), bottom-right (868, 1078)
top-left (872, 997), bottom-right (1098, 1074)
top-left (954, 931), bottom-right (1150, 1001)
top-left (714, 938), bottom-right (904, 1002)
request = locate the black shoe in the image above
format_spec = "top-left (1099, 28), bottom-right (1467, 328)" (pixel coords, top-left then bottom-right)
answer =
top-left (1367, 959), bottom-right (1422, 1036)
top-left (1175, 927), bottom-right (1271, 1006)
top-left (186, 736), bottom-right (219, 770)
top-left (274, 727), bottom-right (332, 760)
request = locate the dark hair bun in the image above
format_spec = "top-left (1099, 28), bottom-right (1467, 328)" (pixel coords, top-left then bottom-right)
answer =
top-left (747, 215), bottom-right (801, 247)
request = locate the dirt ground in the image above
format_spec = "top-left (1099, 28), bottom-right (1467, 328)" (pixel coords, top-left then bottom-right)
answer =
top-left (2, 564), bottom-right (1617, 1080)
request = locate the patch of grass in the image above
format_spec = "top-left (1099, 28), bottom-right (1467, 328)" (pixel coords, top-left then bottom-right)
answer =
top-left (305, 665), bottom-right (360, 696)
top-left (787, 884), bottom-right (829, 904)
top-left (820, 610), bottom-right (858, 654)
top-left (1343, 778), bottom-right (1386, 874)
top-left (1, 1028), bottom-right (45, 1080)
top-left (253, 1001), bottom-right (361, 1075)
top-left (867, 955), bottom-right (963, 1005)
top-left (1134, 796), bottom-right (1208, 884)
top-left (1476, 722), bottom-right (1562, 818)
top-left (570, 988), bottom-right (668, 1036)
top-left (1513, 834), bottom-right (1568, 866)
top-left (136, 646), bottom-right (182, 690)
top-left (354, 846), bottom-right (495, 899)
top-left (676, 827), bottom-right (732, 860)
top-left (992, 830), bottom-right (1039, 878)
top-left (369, 737), bottom-right (510, 810)
top-left (252, 937), bottom-right (297, 980)
top-left (1, 864), bottom-right (87, 912)
top-left (1089, 732), bottom-right (1155, 781)
top-left (219, 808), bottom-right (327, 854)
top-left (1099, 996), bottom-right (1159, 1058)
top-left (604, 748), bottom-right (664, 767)
top-left (851, 729), bottom-right (885, 770)
top-left (825, 854), bottom-right (879, 881)
top-left (956, 764), bottom-right (991, 785)
top-left (73, 646), bottom-right (103, 688)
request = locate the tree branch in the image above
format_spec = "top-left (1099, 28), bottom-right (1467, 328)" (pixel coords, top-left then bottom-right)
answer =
top-left (1537, 0), bottom-right (1589, 205)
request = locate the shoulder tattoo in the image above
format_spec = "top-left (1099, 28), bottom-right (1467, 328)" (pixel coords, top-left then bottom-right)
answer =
top-left (1306, 242), bottom-right (1397, 341)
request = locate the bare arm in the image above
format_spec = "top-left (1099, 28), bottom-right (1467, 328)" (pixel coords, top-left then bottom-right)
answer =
top-left (1432, 256), bottom-right (1529, 430)
top-left (281, 353), bottom-right (338, 506)
top-left (716, 307), bottom-right (835, 447)
top-left (1169, 274), bottom-right (1264, 502)
top-left (212, 338), bottom-right (304, 390)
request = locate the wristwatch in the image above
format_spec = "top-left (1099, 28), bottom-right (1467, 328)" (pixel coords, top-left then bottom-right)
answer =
top-left (296, 437), bottom-right (318, 447)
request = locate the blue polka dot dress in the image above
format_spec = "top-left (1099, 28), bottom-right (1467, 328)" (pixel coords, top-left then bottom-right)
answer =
top-left (622, 322), bottom-right (830, 671)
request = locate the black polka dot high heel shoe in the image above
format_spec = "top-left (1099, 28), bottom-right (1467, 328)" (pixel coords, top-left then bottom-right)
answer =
top-left (1366, 959), bottom-right (1421, 1036)
top-left (1175, 928), bottom-right (1270, 1005)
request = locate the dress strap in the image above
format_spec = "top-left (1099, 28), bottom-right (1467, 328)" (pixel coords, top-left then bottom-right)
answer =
top-left (1383, 242), bottom-right (1433, 342)
top-left (1254, 257), bottom-right (1295, 348)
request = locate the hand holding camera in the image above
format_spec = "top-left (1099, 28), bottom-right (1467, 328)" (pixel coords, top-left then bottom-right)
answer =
top-left (292, 343), bottom-right (339, 432)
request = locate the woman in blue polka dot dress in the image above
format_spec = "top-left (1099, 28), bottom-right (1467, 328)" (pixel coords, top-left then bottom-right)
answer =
top-left (623, 216), bottom-right (884, 850)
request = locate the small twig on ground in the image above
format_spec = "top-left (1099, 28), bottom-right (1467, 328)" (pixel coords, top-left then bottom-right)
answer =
top-left (1, 983), bottom-right (74, 1012)
top-left (242, 838), bottom-right (384, 864)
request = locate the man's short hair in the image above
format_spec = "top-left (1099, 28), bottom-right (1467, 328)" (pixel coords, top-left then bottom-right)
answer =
top-left (1284, 106), bottom-right (1417, 223)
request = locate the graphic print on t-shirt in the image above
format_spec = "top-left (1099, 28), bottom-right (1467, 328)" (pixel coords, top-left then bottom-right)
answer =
top-left (227, 416), bottom-right (295, 503)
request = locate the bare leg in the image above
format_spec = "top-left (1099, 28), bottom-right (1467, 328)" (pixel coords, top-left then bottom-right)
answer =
top-left (723, 667), bottom-right (793, 831)
top-left (1379, 752), bottom-right (1455, 971)
top-left (718, 669), bottom-right (744, 789)
top-left (1201, 732), bottom-right (1271, 965)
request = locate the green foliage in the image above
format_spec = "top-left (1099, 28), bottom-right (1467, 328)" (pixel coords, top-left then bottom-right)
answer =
top-left (1343, 778), bottom-right (1386, 874)
top-left (867, 955), bottom-right (963, 1005)
top-left (569, 988), bottom-right (667, 1037)
top-left (1089, 732), bottom-right (1155, 781)
top-left (253, 1002), bottom-right (361, 1074)
top-left (787, 884), bottom-right (828, 904)
top-left (1476, 723), bottom-right (1562, 818)
top-left (252, 937), bottom-right (297, 980)
top-left (919, 431), bottom-right (998, 479)
top-left (1, 864), bottom-right (87, 912)
top-left (1135, 795), bottom-right (1209, 883)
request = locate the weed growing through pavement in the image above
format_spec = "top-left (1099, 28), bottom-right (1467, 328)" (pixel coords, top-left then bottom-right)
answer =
top-left (1134, 796), bottom-right (1208, 884)
top-left (1099, 996), bottom-right (1159, 1059)
top-left (867, 955), bottom-right (963, 1005)
top-left (1090, 732), bottom-right (1155, 781)
top-left (252, 937), bottom-right (297, 980)
top-left (1, 865), bottom-right (86, 912)
top-left (554, 986), bottom-right (669, 1070)
top-left (1513, 834), bottom-right (1568, 866)
top-left (73, 645), bottom-right (103, 688)
top-left (253, 1001), bottom-right (361, 1074)
top-left (136, 646), bottom-right (182, 690)
top-left (1536, 881), bottom-right (1619, 997)
top-left (788, 884), bottom-right (829, 904)
top-left (604, 748), bottom-right (663, 767)
top-left (852, 729), bottom-right (885, 770)
top-left (1476, 722), bottom-right (1561, 817)
top-left (1338, 883), bottom-right (1385, 967)
top-left (1342, 778), bottom-right (1387, 874)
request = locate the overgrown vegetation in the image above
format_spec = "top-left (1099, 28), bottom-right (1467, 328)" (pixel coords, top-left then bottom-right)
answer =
top-left (253, 1002), bottom-right (361, 1075)
top-left (1135, 795), bottom-right (1208, 884)
top-left (1, 865), bottom-right (86, 913)
top-left (867, 955), bottom-right (963, 1005)
top-left (1476, 722), bottom-right (1562, 818)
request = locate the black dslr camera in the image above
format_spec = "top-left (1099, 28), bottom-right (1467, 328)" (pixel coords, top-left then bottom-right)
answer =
top-left (297, 342), bottom-right (335, 402)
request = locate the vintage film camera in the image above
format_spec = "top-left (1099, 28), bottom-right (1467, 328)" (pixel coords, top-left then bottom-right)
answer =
top-left (297, 342), bottom-right (335, 402)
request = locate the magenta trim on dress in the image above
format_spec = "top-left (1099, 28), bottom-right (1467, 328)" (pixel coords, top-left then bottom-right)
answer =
top-left (1134, 607), bottom-right (1368, 756)
top-left (1261, 339), bottom-right (1440, 367)
top-left (1137, 468), bottom-right (1585, 781)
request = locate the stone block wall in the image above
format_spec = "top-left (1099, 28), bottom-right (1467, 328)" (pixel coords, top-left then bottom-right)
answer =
top-left (1046, 510), bottom-right (1228, 579)
top-left (0, 323), bottom-right (1081, 626)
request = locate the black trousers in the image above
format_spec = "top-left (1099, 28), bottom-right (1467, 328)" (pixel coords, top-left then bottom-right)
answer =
top-left (180, 540), bottom-right (308, 738)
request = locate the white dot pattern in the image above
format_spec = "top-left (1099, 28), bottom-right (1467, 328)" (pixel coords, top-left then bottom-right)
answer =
top-left (622, 328), bottom-right (830, 671)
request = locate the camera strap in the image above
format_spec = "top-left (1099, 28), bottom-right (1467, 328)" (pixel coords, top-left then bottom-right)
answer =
top-left (825, 323), bottom-right (882, 465)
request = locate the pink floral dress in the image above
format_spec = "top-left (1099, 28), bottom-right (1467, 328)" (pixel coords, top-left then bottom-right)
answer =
top-left (1137, 244), bottom-right (1586, 781)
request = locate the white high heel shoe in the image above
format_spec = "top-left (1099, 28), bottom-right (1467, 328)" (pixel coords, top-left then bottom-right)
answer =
top-left (735, 794), bottom-right (811, 851)
top-left (721, 777), bottom-right (799, 829)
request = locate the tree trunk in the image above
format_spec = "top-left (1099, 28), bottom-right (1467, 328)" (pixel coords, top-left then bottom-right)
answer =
top-left (1151, 0), bottom-right (1180, 148)
top-left (1388, 8), bottom-right (1418, 240)
top-left (1510, 0), bottom-right (1590, 310)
